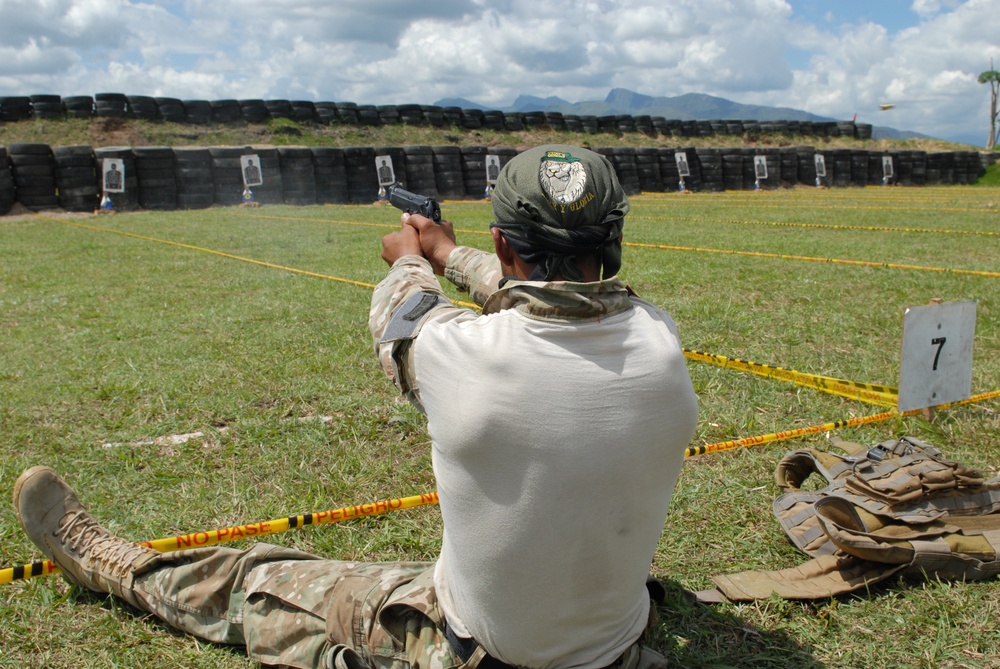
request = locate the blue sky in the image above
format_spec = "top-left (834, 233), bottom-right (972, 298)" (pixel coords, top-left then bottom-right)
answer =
top-left (0, 0), bottom-right (995, 146)
top-left (784, 0), bottom-right (927, 69)
top-left (791, 0), bottom-right (923, 32)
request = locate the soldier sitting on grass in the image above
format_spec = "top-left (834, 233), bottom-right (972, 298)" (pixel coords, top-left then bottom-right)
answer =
top-left (13, 144), bottom-right (698, 669)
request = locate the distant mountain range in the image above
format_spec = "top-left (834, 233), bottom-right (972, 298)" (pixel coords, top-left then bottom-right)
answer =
top-left (435, 88), bottom-right (927, 140)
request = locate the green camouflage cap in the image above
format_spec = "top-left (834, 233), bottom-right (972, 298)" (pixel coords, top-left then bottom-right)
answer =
top-left (491, 145), bottom-right (629, 281)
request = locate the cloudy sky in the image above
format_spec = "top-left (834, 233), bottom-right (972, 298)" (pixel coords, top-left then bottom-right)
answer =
top-left (0, 0), bottom-right (997, 146)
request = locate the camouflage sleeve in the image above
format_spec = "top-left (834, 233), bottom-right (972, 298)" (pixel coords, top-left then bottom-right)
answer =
top-left (442, 246), bottom-right (504, 307)
top-left (369, 254), bottom-right (454, 410)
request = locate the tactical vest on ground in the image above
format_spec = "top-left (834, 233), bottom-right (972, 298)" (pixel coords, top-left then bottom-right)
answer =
top-left (701, 436), bottom-right (1000, 601)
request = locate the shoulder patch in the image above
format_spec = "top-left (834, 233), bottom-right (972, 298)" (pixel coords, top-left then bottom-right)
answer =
top-left (381, 292), bottom-right (447, 343)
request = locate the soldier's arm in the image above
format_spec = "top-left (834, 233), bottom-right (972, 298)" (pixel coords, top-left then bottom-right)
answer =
top-left (369, 255), bottom-right (455, 411)
top-left (443, 246), bottom-right (504, 307)
top-left (403, 213), bottom-right (504, 308)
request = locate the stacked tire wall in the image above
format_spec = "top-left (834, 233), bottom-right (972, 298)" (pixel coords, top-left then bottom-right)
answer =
top-left (0, 93), bottom-right (879, 140)
top-left (0, 143), bottom-right (996, 216)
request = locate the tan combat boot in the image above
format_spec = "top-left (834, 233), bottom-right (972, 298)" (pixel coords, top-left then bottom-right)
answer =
top-left (13, 466), bottom-right (161, 608)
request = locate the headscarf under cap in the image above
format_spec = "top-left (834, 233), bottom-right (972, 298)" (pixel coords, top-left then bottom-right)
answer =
top-left (490, 144), bottom-right (629, 281)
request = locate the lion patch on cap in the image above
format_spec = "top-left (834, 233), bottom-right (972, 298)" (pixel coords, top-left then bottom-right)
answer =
top-left (539, 150), bottom-right (587, 205)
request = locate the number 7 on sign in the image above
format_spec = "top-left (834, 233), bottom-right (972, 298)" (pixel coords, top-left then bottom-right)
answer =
top-left (930, 337), bottom-right (947, 371)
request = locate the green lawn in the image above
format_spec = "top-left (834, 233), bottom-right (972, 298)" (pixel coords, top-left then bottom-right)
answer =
top-left (1, 184), bottom-right (998, 668)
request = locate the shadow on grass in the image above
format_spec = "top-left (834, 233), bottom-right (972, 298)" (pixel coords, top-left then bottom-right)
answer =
top-left (652, 579), bottom-right (823, 669)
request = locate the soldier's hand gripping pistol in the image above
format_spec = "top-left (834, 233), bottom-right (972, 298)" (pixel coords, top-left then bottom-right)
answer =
top-left (388, 185), bottom-right (442, 224)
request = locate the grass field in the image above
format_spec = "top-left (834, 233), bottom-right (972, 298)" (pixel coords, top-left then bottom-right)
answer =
top-left (1, 183), bottom-right (999, 668)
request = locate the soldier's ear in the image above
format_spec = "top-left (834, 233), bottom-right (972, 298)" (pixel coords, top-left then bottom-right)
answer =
top-left (491, 228), bottom-right (517, 267)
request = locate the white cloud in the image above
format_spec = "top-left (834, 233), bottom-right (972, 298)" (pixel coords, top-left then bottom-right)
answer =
top-left (0, 0), bottom-right (994, 143)
top-left (911, 0), bottom-right (963, 18)
top-left (743, 0), bottom-right (998, 142)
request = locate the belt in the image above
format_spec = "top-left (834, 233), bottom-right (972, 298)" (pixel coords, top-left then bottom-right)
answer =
top-left (442, 619), bottom-right (630, 669)
top-left (444, 619), bottom-right (511, 669)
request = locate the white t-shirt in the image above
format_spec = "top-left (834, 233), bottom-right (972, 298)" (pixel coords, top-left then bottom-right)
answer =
top-left (414, 294), bottom-right (698, 669)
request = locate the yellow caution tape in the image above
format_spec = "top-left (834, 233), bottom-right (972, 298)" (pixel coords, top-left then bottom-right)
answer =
top-left (631, 215), bottom-right (1000, 237)
top-left (685, 388), bottom-right (1000, 458)
top-left (7, 390), bottom-right (998, 585)
top-left (683, 348), bottom-right (899, 407)
top-left (627, 240), bottom-right (1000, 278)
top-left (1, 492), bottom-right (439, 585)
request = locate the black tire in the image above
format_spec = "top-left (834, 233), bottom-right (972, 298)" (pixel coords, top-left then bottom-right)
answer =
top-left (335, 102), bottom-right (360, 124)
top-left (831, 149), bottom-right (852, 187)
top-left (0, 148), bottom-right (16, 215)
top-left (0, 96), bottom-right (32, 121)
top-left (278, 146), bottom-right (316, 205)
top-left (8, 143), bottom-right (57, 210)
top-left (779, 147), bottom-right (799, 187)
top-left (30, 95), bottom-right (64, 119)
top-left (722, 151), bottom-right (745, 191)
top-left (606, 147), bottom-right (641, 195)
top-left (357, 106), bottom-right (380, 126)
top-left (635, 148), bottom-right (662, 191)
top-left (314, 102), bottom-right (340, 124)
top-left (289, 100), bottom-right (316, 123)
top-left (504, 112), bottom-right (525, 131)
top-left (239, 99), bottom-right (271, 123)
top-left (127, 96), bottom-right (160, 120)
top-left (543, 112), bottom-right (566, 131)
top-left (182, 100), bottom-right (212, 125)
top-left (519, 111), bottom-right (542, 129)
top-left (313, 147), bottom-right (349, 203)
top-left (460, 146), bottom-right (488, 197)
top-left (95, 92), bottom-right (128, 118)
top-left (422, 105), bottom-right (446, 128)
top-left (155, 97), bottom-right (186, 123)
top-left (596, 116), bottom-right (617, 132)
top-left (460, 109), bottom-right (484, 130)
top-left (401, 145), bottom-right (437, 196)
top-left (850, 152), bottom-right (869, 187)
top-left (431, 146), bottom-right (464, 198)
top-left (210, 100), bottom-right (243, 124)
top-left (264, 99), bottom-right (293, 119)
top-left (579, 115), bottom-right (599, 134)
top-left (398, 104), bottom-right (424, 126)
top-left (694, 148), bottom-right (723, 192)
top-left (657, 149), bottom-right (680, 191)
top-left (208, 146), bottom-right (247, 206)
top-left (634, 115), bottom-right (656, 136)
top-left (796, 147), bottom-right (818, 185)
top-left (63, 96), bottom-right (95, 118)
top-left (376, 105), bottom-right (400, 125)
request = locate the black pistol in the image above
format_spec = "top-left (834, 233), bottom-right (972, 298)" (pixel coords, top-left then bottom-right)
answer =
top-left (387, 185), bottom-right (442, 224)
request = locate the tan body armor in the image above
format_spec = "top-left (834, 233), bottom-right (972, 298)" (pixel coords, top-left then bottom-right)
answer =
top-left (704, 436), bottom-right (1000, 601)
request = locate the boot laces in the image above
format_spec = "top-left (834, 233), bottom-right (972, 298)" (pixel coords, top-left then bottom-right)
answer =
top-left (56, 510), bottom-right (111, 555)
top-left (89, 538), bottom-right (155, 577)
top-left (56, 511), bottom-right (153, 577)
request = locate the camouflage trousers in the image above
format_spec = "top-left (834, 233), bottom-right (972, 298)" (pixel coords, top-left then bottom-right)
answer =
top-left (129, 543), bottom-right (458, 669)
